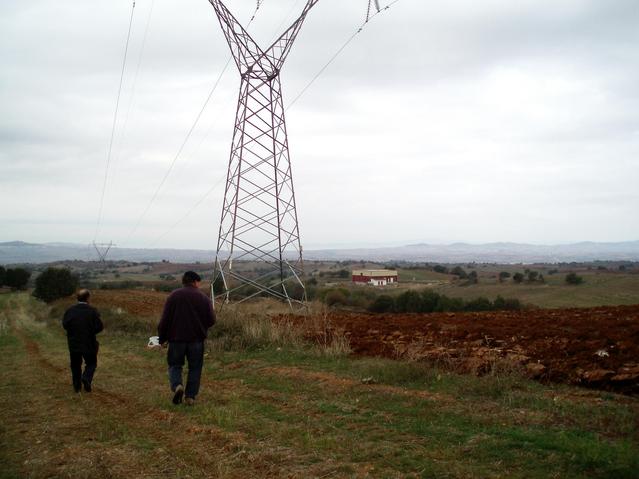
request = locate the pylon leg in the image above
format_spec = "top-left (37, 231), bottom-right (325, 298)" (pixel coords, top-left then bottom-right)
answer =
top-left (213, 75), bottom-right (305, 306)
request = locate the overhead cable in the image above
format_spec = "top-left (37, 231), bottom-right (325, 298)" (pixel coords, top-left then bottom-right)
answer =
top-left (145, 0), bottom-right (403, 248)
top-left (122, 1), bottom-right (266, 246)
top-left (112, 0), bottom-right (156, 179)
top-left (287, 0), bottom-right (402, 111)
top-left (94, 0), bottom-right (137, 242)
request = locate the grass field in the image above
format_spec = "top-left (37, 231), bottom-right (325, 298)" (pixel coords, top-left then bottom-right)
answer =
top-left (428, 272), bottom-right (639, 309)
top-left (1, 293), bottom-right (638, 478)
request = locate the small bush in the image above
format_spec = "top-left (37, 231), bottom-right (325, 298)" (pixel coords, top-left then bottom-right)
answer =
top-left (420, 290), bottom-right (440, 313)
top-left (324, 289), bottom-right (349, 307)
top-left (369, 295), bottom-right (395, 313)
top-left (33, 267), bottom-right (78, 303)
top-left (434, 295), bottom-right (465, 312)
top-left (5, 268), bottom-right (31, 290)
top-left (565, 272), bottom-right (584, 285)
top-left (395, 290), bottom-right (423, 313)
top-left (451, 266), bottom-right (467, 279)
top-left (154, 282), bottom-right (181, 293)
top-left (513, 272), bottom-right (524, 284)
top-left (464, 296), bottom-right (493, 312)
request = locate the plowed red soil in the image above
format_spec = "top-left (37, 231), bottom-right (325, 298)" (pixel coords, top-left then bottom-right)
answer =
top-left (282, 306), bottom-right (639, 394)
top-left (91, 289), bottom-right (169, 317)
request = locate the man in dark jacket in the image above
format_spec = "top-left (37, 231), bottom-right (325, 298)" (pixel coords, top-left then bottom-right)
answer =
top-left (62, 289), bottom-right (104, 393)
top-left (158, 271), bottom-right (216, 405)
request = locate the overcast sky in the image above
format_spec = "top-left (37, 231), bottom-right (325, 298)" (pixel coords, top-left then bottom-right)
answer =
top-left (1, 0), bottom-right (638, 250)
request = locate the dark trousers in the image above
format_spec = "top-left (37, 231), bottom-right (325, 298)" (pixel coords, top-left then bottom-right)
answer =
top-left (167, 341), bottom-right (204, 399)
top-left (69, 350), bottom-right (97, 391)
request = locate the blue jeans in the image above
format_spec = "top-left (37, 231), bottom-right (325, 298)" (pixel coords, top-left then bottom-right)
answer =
top-left (167, 341), bottom-right (204, 399)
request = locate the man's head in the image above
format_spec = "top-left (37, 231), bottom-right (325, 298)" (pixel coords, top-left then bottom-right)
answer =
top-left (182, 271), bottom-right (202, 287)
top-left (77, 289), bottom-right (91, 303)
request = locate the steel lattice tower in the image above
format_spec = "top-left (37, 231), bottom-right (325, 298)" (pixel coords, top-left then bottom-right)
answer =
top-left (209, 0), bottom-right (319, 306)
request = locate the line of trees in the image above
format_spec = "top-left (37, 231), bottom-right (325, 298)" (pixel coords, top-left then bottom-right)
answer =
top-left (369, 289), bottom-right (522, 314)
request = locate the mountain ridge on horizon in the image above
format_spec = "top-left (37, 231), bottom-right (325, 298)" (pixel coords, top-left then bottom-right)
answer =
top-left (1, 239), bottom-right (639, 264)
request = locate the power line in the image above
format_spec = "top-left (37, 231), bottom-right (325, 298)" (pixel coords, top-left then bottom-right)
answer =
top-left (94, 0), bottom-right (136, 242)
top-left (287, 0), bottom-right (402, 111)
top-left (112, 0), bottom-right (156, 181)
top-left (149, 175), bottom-right (227, 247)
top-left (144, 0), bottom-right (404, 248)
top-left (122, 56), bottom-right (233, 244)
top-left (122, 2), bottom-right (265, 246)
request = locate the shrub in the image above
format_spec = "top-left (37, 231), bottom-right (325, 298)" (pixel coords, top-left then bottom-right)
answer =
top-left (434, 295), bottom-right (465, 312)
top-left (464, 296), bottom-right (493, 312)
top-left (565, 272), bottom-right (584, 285)
top-left (527, 271), bottom-right (539, 282)
top-left (369, 295), bottom-right (395, 313)
top-left (433, 265), bottom-right (448, 274)
top-left (420, 290), bottom-right (440, 313)
top-left (513, 272), bottom-right (524, 284)
top-left (466, 271), bottom-right (479, 284)
top-left (5, 268), bottom-right (31, 290)
top-left (154, 282), bottom-right (181, 293)
top-left (395, 290), bottom-right (423, 313)
top-left (324, 289), bottom-right (349, 307)
top-left (33, 267), bottom-right (78, 303)
top-left (498, 271), bottom-right (511, 282)
top-left (451, 266), bottom-right (467, 279)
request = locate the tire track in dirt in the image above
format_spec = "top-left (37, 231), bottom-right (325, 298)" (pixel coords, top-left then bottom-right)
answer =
top-left (13, 329), bottom-right (246, 477)
top-left (257, 365), bottom-right (451, 403)
top-left (12, 324), bottom-right (351, 478)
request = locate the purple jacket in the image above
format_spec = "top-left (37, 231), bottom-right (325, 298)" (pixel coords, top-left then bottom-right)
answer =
top-left (157, 286), bottom-right (216, 344)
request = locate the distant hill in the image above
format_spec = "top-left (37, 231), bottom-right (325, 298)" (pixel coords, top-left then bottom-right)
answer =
top-left (1, 240), bottom-right (639, 265)
top-left (304, 241), bottom-right (639, 263)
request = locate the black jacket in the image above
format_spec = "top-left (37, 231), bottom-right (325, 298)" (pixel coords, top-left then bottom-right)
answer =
top-left (62, 303), bottom-right (104, 353)
top-left (158, 286), bottom-right (216, 344)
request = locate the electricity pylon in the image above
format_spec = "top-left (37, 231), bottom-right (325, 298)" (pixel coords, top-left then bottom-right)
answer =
top-left (208, 0), bottom-right (320, 306)
top-left (92, 241), bottom-right (114, 264)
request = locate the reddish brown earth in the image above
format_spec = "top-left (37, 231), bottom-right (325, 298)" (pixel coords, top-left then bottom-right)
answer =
top-left (281, 306), bottom-right (639, 394)
top-left (90, 289), bottom-right (169, 317)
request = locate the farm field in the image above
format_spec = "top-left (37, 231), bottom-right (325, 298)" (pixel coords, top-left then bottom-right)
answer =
top-left (426, 272), bottom-right (639, 309)
top-left (281, 306), bottom-right (639, 394)
top-left (1, 292), bottom-right (638, 478)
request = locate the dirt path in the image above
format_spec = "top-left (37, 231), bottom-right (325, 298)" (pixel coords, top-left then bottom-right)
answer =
top-left (0, 299), bottom-right (300, 478)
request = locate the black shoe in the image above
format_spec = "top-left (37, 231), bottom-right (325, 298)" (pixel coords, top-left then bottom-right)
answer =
top-left (82, 379), bottom-right (92, 393)
top-left (172, 384), bottom-right (184, 405)
top-left (74, 387), bottom-right (81, 393)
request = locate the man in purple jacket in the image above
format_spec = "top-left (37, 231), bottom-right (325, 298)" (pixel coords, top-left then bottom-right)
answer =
top-left (158, 271), bottom-right (216, 405)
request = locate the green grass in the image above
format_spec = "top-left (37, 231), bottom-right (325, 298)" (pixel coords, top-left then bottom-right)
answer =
top-left (410, 271), bottom-right (639, 308)
top-left (1, 292), bottom-right (638, 478)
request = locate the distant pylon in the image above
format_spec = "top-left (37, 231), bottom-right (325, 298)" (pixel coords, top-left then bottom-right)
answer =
top-left (208, 0), bottom-right (320, 306)
top-left (92, 241), bottom-right (114, 263)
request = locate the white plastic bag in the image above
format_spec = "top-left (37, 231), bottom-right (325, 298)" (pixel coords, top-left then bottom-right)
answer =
top-left (148, 336), bottom-right (161, 348)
